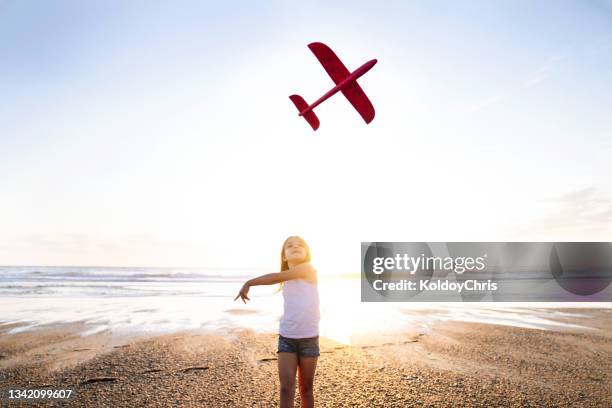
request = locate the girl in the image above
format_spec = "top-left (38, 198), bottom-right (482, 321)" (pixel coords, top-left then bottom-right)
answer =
top-left (234, 236), bottom-right (320, 408)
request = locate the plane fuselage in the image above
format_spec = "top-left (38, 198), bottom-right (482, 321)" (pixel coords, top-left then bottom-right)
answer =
top-left (299, 59), bottom-right (377, 116)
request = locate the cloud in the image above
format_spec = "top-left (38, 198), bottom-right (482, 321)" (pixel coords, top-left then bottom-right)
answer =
top-left (520, 51), bottom-right (570, 89)
top-left (0, 233), bottom-right (205, 267)
top-left (515, 187), bottom-right (612, 240)
top-left (465, 48), bottom-right (571, 115)
top-left (466, 95), bottom-right (502, 113)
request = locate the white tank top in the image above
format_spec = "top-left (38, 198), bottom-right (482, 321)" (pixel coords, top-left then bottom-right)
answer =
top-left (279, 278), bottom-right (320, 338)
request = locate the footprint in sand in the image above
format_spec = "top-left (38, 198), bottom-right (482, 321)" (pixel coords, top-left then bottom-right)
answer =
top-left (179, 366), bottom-right (210, 373)
top-left (141, 368), bottom-right (164, 374)
top-left (257, 357), bottom-right (277, 362)
top-left (80, 377), bottom-right (117, 385)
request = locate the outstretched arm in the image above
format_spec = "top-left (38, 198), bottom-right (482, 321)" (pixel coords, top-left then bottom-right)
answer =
top-left (233, 263), bottom-right (314, 303)
top-left (248, 262), bottom-right (313, 286)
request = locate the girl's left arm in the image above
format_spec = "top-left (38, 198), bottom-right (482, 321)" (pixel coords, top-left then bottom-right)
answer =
top-left (234, 263), bottom-right (313, 303)
top-left (247, 262), bottom-right (312, 286)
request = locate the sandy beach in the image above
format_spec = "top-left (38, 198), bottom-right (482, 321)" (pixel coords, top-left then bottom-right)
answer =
top-left (1, 309), bottom-right (610, 407)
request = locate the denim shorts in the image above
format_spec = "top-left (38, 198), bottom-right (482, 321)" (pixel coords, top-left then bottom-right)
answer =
top-left (277, 334), bottom-right (320, 357)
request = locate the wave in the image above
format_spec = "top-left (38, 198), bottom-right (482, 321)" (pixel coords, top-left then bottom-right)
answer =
top-left (0, 266), bottom-right (253, 282)
top-left (0, 266), bottom-right (254, 298)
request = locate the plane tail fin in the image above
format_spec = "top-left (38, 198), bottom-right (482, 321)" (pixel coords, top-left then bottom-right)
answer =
top-left (289, 94), bottom-right (319, 131)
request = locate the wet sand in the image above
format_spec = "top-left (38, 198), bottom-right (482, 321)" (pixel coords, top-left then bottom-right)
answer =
top-left (1, 309), bottom-right (611, 407)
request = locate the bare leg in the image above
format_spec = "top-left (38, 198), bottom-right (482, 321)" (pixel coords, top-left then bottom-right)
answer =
top-left (297, 356), bottom-right (318, 408)
top-left (278, 352), bottom-right (298, 408)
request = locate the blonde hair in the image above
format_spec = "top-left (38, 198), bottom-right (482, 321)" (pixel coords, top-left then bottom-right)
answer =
top-left (274, 235), bottom-right (312, 294)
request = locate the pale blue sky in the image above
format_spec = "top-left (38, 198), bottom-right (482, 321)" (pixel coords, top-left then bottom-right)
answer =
top-left (1, 1), bottom-right (611, 269)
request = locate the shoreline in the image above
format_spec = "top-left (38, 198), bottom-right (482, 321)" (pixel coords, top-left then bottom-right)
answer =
top-left (1, 309), bottom-right (610, 407)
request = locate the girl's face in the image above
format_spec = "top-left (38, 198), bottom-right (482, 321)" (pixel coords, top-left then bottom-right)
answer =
top-left (283, 238), bottom-right (308, 263)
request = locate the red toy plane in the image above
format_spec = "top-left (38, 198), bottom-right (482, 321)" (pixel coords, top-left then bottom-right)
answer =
top-left (290, 42), bottom-right (377, 131)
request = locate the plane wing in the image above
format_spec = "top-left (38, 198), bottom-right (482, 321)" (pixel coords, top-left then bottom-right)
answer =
top-left (341, 80), bottom-right (375, 124)
top-left (308, 42), bottom-right (375, 124)
top-left (308, 42), bottom-right (351, 84)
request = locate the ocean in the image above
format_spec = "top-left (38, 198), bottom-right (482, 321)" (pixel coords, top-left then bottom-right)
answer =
top-left (0, 266), bottom-right (608, 344)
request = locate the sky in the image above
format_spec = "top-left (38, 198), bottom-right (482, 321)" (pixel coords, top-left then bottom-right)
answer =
top-left (1, 0), bottom-right (611, 272)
